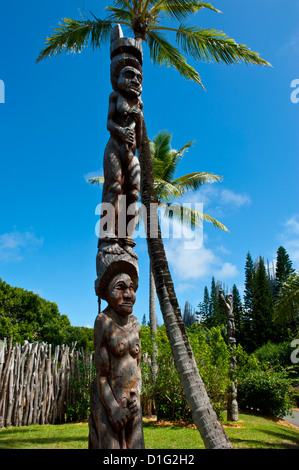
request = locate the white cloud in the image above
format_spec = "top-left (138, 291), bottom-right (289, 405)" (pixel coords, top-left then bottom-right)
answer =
top-left (0, 229), bottom-right (43, 263)
top-left (165, 237), bottom-right (238, 281)
top-left (215, 262), bottom-right (239, 279)
top-left (176, 283), bottom-right (197, 293)
top-left (284, 216), bottom-right (299, 236)
top-left (219, 189), bottom-right (251, 207)
top-left (279, 215), bottom-right (299, 269)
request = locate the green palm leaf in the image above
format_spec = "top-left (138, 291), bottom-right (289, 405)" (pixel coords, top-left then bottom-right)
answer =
top-left (159, 202), bottom-right (228, 231)
top-left (87, 176), bottom-right (105, 186)
top-left (174, 24), bottom-right (271, 66)
top-left (154, 1), bottom-right (221, 21)
top-left (154, 178), bottom-right (184, 200)
top-left (172, 172), bottom-right (222, 192)
top-left (147, 30), bottom-right (204, 86)
top-left (150, 131), bottom-right (195, 182)
top-left (36, 18), bottom-right (115, 62)
top-left (105, 6), bottom-right (134, 22)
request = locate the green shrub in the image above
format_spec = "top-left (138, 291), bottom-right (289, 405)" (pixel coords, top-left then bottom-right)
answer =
top-left (254, 341), bottom-right (294, 367)
top-left (66, 360), bottom-right (95, 422)
top-left (238, 368), bottom-right (294, 417)
top-left (140, 325), bottom-right (231, 421)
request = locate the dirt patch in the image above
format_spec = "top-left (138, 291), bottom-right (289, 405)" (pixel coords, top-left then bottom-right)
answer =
top-left (143, 417), bottom-right (196, 428)
top-left (267, 415), bottom-right (299, 430)
top-left (223, 421), bottom-right (245, 429)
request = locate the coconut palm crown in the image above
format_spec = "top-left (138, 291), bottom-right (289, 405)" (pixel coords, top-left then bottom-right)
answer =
top-left (37, 0), bottom-right (270, 88)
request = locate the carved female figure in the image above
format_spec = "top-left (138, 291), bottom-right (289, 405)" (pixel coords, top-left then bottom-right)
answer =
top-left (89, 272), bottom-right (144, 449)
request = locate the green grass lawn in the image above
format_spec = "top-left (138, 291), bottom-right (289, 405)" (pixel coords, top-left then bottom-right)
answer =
top-left (0, 413), bottom-right (298, 450)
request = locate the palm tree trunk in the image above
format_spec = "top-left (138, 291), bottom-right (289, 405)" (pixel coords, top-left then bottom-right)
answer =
top-left (149, 260), bottom-right (158, 381)
top-left (138, 119), bottom-right (233, 449)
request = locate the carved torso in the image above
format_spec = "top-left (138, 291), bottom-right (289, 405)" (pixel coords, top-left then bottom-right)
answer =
top-left (94, 310), bottom-right (141, 403)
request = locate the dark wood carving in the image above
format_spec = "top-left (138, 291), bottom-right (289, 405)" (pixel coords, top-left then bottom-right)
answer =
top-left (88, 25), bottom-right (145, 449)
top-left (219, 289), bottom-right (239, 422)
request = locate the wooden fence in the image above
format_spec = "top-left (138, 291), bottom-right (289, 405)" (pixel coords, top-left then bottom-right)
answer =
top-left (0, 338), bottom-right (94, 427)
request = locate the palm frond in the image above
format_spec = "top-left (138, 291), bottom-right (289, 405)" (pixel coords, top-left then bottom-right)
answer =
top-left (154, 178), bottom-right (184, 201)
top-left (174, 24), bottom-right (271, 66)
top-left (37, 18), bottom-right (118, 62)
top-left (105, 6), bottom-right (134, 23)
top-left (172, 172), bottom-right (222, 192)
top-left (150, 130), bottom-right (174, 180)
top-left (163, 141), bottom-right (195, 182)
top-left (159, 202), bottom-right (228, 231)
top-left (147, 30), bottom-right (205, 87)
top-left (150, 131), bottom-right (194, 182)
top-left (87, 176), bottom-right (105, 186)
top-left (112, 0), bottom-right (134, 14)
top-left (155, 1), bottom-right (221, 21)
top-left (175, 140), bottom-right (195, 157)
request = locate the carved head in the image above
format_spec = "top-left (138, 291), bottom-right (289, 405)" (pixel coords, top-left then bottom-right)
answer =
top-left (226, 293), bottom-right (233, 306)
top-left (110, 24), bottom-right (143, 94)
top-left (111, 54), bottom-right (143, 94)
top-left (117, 65), bottom-right (142, 97)
top-left (95, 252), bottom-right (139, 301)
top-left (106, 273), bottom-right (136, 315)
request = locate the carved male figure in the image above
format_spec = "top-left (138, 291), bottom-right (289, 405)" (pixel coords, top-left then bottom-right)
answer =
top-left (219, 290), bottom-right (235, 343)
top-left (89, 272), bottom-right (144, 449)
top-left (98, 45), bottom-right (143, 260)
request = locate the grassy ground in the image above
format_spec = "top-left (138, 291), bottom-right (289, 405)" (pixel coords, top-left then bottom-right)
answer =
top-left (0, 413), bottom-right (298, 450)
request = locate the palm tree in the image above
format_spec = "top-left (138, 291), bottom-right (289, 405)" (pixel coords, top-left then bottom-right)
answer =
top-left (36, 1), bottom-right (269, 87)
top-left (89, 129), bottom-right (228, 382)
top-left (37, 0), bottom-right (270, 449)
top-left (148, 130), bottom-right (228, 381)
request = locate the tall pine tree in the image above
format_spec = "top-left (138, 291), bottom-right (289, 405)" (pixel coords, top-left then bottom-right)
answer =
top-left (275, 246), bottom-right (295, 296)
top-left (241, 252), bottom-right (255, 349)
top-left (244, 252), bottom-right (254, 313)
top-left (232, 284), bottom-right (243, 343)
top-left (197, 286), bottom-right (210, 325)
top-left (251, 257), bottom-right (275, 349)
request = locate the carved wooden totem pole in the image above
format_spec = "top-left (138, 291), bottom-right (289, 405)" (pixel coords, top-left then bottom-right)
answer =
top-left (219, 289), bottom-right (239, 422)
top-left (88, 25), bottom-right (145, 449)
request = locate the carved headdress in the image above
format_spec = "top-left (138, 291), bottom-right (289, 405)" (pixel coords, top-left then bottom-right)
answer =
top-left (110, 24), bottom-right (143, 91)
top-left (95, 250), bottom-right (139, 300)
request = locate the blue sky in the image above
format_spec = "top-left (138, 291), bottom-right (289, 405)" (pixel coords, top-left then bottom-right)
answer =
top-left (0, 0), bottom-right (298, 328)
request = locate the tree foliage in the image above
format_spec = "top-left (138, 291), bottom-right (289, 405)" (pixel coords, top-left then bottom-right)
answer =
top-left (0, 278), bottom-right (93, 350)
top-left (37, 0), bottom-right (270, 89)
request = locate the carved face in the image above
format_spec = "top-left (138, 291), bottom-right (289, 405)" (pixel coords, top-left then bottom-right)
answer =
top-left (107, 273), bottom-right (136, 315)
top-left (227, 293), bottom-right (233, 305)
top-left (117, 66), bottom-right (142, 97)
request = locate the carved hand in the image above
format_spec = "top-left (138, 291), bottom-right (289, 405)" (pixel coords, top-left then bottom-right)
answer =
top-left (108, 402), bottom-right (130, 434)
top-left (121, 127), bottom-right (135, 145)
top-left (127, 392), bottom-right (139, 417)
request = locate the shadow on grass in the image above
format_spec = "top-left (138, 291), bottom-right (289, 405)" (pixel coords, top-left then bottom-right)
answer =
top-left (229, 437), bottom-right (299, 449)
top-left (259, 429), bottom-right (299, 447)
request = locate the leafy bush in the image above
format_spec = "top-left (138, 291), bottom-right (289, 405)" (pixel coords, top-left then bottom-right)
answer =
top-left (140, 325), bottom-right (230, 421)
top-left (254, 341), bottom-right (294, 367)
top-left (238, 368), bottom-right (294, 417)
top-left (66, 360), bottom-right (95, 422)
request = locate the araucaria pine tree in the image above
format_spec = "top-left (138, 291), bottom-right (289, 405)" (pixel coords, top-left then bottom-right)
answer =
top-left (275, 246), bottom-right (295, 296)
top-left (232, 284), bottom-right (243, 343)
top-left (251, 257), bottom-right (275, 350)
